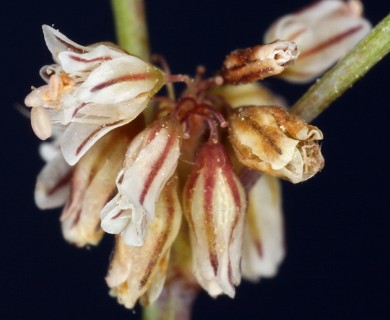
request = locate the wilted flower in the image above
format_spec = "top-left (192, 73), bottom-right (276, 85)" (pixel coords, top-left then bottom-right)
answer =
top-left (264, 0), bottom-right (371, 82)
top-left (25, 25), bottom-right (165, 165)
top-left (106, 177), bottom-right (182, 308)
top-left (24, 0), bottom-right (372, 316)
top-left (221, 40), bottom-right (299, 84)
top-left (60, 125), bottom-right (137, 247)
top-left (229, 105), bottom-right (324, 183)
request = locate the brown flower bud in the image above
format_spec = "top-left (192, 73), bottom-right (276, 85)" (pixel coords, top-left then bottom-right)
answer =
top-left (221, 40), bottom-right (299, 84)
top-left (229, 106), bottom-right (324, 183)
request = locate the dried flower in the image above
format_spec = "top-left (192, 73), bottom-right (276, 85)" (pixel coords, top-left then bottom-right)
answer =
top-left (106, 177), bottom-right (182, 308)
top-left (264, 0), bottom-right (371, 83)
top-left (60, 125), bottom-right (136, 247)
top-left (221, 40), bottom-right (299, 84)
top-left (229, 105), bottom-right (324, 183)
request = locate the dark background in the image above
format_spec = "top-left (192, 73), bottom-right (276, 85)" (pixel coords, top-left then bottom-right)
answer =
top-left (2, 0), bottom-right (389, 319)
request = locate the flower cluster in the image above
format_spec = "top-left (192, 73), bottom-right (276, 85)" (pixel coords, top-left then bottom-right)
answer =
top-left (25, 0), bottom-right (370, 312)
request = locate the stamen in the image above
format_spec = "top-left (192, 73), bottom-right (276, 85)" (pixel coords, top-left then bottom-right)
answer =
top-left (164, 74), bottom-right (192, 85)
top-left (152, 55), bottom-right (176, 100)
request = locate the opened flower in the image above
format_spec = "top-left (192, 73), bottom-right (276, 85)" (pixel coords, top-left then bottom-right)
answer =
top-left (25, 25), bottom-right (165, 165)
top-left (24, 0), bottom-right (373, 317)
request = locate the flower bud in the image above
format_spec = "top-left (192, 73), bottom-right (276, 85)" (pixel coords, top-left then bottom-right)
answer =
top-left (241, 174), bottom-right (285, 281)
top-left (106, 177), bottom-right (182, 309)
top-left (221, 40), bottom-right (299, 84)
top-left (229, 106), bottom-right (324, 183)
top-left (101, 117), bottom-right (182, 246)
top-left (183, 142), bottom-right (246, 298)
top-left (264, 0), bottom-right (371, 83)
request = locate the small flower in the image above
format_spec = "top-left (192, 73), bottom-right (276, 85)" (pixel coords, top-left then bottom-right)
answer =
top-left (25, 25), bottom-right (165, 165)
top-left (100, 117), bottom-right (182, 246)
top-left (241, 174), bottom-right (285, 281)
top-left (264, 0), bottom-right (371, 83)
top-left (60, 125), bottom-right (138, 247)
top-left (34, 128), bottom-right (72, 209)
top-left (229, 105), bottom-right (324, 183)
top-left (221, 40), bottom-right (299, 84)
top-left (106, 177), bottom-right (182, 309)
top-left (183, 142), bottom-right (247, 298)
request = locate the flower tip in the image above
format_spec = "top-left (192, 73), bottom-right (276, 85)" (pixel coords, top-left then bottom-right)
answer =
top-left (221, 40), bottom-right (299, 84)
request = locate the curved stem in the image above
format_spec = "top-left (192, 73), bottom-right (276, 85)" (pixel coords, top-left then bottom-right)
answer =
top-left (111, 0), bottom-right (150, 60)
top-left (290, 14), bottom-right (390, 122)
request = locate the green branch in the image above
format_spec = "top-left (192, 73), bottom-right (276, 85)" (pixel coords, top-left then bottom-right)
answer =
top-left (111, 0), bottom-right (150, 60)
top-left (290, 14), bottom-right (390, 123)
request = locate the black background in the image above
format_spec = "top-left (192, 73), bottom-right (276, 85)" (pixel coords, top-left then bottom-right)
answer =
top-left (2, 1), bottom-right (389, 319)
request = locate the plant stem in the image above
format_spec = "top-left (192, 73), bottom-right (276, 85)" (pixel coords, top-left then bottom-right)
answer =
top-left (290, 14), bottom-right (390, 123)
top-left (111, 0), bottom-right (153, 122)
top-left (111, 0), bottom-right (150, 60)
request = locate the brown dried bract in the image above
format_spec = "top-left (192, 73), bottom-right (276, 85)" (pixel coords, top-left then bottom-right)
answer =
top-left (221, 40), bottom-right (299, 85)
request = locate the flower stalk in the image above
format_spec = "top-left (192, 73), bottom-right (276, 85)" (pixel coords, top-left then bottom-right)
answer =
top-left (111, 1), bottom-right (184, 319)
top-left (111, 0), bottom-right (150, 60)
top-left (290, 13), bottom-right (390, 123)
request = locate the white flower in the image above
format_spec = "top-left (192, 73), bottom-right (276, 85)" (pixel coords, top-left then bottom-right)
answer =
top-left (264, 0), bottom-right (371, 83)
top-left (25, 25), bottom-right (165, 165)
top-left (100, 117), bottom-right (182, 246)
top-left (34, 128), bottom-right (72, 209)
top-left (241, 174), bottom-right (285, 281)
top-left (183, 142), bottom-right (246, 298)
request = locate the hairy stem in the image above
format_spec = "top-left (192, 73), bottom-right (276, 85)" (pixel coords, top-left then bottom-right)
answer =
top-left (111, 0), bottom-right (150, 60)
top-left (290, 14), bottom-right (390, 122)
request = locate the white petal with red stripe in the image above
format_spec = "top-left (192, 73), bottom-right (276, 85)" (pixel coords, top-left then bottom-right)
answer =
top-left (42, 25), bottom-right (89, 63)
top-left (264, 0), bottom-right (371, 83)
top-left (100, 118), bottom-right (181, 246)
top-left (74, 56), bottom-right (164, 104)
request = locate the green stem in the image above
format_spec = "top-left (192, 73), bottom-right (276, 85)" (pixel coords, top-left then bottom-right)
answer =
top-left (290, 14), bottom-right (390, 122)
top-left (111, 0), bottom-right (150, 60)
